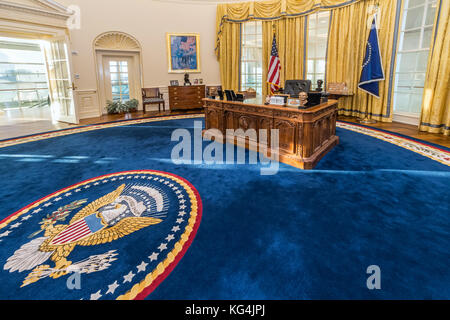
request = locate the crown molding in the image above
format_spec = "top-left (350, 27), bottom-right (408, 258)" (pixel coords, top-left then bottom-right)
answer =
top-left (0, 0), bottom-right (71, 19)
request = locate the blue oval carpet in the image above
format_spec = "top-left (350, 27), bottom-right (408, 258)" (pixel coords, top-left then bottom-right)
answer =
top-left (0, 115), bottom-right (448, 300)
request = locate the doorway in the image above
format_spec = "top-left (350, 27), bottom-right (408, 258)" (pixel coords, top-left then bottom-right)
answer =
top-left (96, 52), bottom-right (142, 114)
top-left (0, 36), bottom-right (78, 127)
top-left (0, 37), bottom-right (51, 125)
top-left (103, 56), bottom-right (135, 103)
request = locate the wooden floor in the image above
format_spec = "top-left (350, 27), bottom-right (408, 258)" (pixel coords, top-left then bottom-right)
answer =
top-left (79, 111), bottom-right (450, 149)
top-left (79, 109), bottom-right (203, 125)
top-left (1, 109), bottom-right (449, 148)
top-left (338, 116), bottom-right (450, 148)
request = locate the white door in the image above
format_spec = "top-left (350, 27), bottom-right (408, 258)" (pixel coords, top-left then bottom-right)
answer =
top-left (103, 56), bottom-right (136, 103)
top-left (43, 36), bottom-right (79, 124)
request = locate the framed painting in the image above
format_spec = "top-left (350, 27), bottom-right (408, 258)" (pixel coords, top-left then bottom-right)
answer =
top-left (166, 33), bottom-right (201, 73)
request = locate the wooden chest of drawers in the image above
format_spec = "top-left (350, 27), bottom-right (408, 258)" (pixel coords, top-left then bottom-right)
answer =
top-left (168, 85), bottom-right (205, 111)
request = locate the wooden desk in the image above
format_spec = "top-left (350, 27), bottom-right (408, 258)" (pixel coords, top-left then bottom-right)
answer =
top-left (203, 97), bottom-right (339, 169)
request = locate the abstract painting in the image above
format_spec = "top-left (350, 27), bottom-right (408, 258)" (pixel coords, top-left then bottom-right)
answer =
top-left (166, 33), bottom-right (200, 73)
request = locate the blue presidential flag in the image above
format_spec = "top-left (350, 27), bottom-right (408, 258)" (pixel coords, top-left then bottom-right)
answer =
top-left (358, 15), bottom-right (385, 98)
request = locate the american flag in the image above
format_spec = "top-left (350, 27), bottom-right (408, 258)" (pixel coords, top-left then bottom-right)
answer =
top-left (267, 33), bottom-right (281, 94)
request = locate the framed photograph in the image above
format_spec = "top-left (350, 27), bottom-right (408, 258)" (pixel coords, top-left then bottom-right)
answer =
top-left (166, 33), bottom-right (201, 73)
top-left (194, 79), bottom-right (198, 84)
top-left (170, 80), bottom-right (179, 86)
top-left (287, 98), bottom-right (301, 107)
top-left (206, 85), bottom-right (221, 96)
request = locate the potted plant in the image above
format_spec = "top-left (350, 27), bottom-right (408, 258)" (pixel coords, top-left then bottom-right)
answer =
top-left (106, 99), bottom-right (139, 115)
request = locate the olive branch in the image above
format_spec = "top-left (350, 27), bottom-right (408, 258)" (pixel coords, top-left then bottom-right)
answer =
top-left (28, 199), bottom-right (88, 238)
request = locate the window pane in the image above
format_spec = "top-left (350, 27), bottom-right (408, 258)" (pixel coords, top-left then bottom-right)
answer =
top-left (394, 92), bottom-right (411, 112)
top-left (396, 73), bottom-right (414, 87)
top-left (121, 85), bottom-right (129, 94)
top-left (112, 85), bottom-right (120, 94)
top-left (413, 73), bottom-right (426, 87)
top-left (307, 42), bottom-right (315, 58)
top-left (404, 7), bottom-right (424, 29)
top-left (120, 65), bottom-right (128, 73)
top-left (421, 26), bottom-right (433, 49)
top-left (307, 59), bottom-right (314, 73)
top-left (244, 34), bottom-right (257, 46)
top-left (425, 2), bottom-right (437, 25)
top-left (416, 51), bottom-right (429, 72)
top-left (244, 22), bottom-right (256, 35)
top-left (398, 52), bottom-right (417, 72)
top-left (402, 29), bottom-right (421, 50)
top-left (315, 60), bottom-right (325, 74)
top-left (316, 41), bottom-right (327, 58)
top-left (408, 0), bottom-right (425, 8)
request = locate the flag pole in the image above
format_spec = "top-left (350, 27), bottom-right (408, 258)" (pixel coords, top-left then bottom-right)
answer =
top-left (359, 106), bottom-right (377, 124)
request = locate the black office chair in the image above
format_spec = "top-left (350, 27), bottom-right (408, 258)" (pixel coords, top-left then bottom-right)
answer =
top-left (225, 90), bottom-right (238, 101)
top-left (284, 80), bottom-right (312, 98)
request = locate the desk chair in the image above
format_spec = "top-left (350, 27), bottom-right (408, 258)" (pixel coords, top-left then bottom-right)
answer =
top-left (142, 88), bottom-right (165, 113)
top-left (284, 80), bottom-right (312, 97)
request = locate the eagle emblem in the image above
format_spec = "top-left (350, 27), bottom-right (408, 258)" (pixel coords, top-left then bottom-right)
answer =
top-left (4, 183), bottom-right (167, 287)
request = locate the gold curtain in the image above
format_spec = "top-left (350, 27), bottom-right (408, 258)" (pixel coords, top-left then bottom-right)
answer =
top-left (216, 0), bottom-right (363, 58)
top-left (326, 0), bottom-right (399, 122)
top-left (262, 17), bottom-right (306, 96)
top-left (218, 22), bottom-right (241, 91)
top-left (419, 0), bottom-right (450, 136)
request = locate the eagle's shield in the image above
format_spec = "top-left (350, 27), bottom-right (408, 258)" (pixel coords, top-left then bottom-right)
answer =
top-left (50, 214), bottom-right (104, 245)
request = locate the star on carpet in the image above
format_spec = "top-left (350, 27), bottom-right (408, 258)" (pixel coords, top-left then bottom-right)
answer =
top-left (137, 261), bottom-right (148, 273)
top-left (90, 290), bottom-right (102, 300)
top-left (106, 281), bottom-right (119, 295)
top-left (149, 252), bottom-right (159, 261)
top-left (123, 271), bottom-right (135, 283)
top-left (10, 222), bottom-right (21, 229)
top-left (0, 230), bottom-right (12, 238)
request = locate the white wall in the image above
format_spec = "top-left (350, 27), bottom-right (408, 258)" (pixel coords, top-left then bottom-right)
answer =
top-left (57, 0), bottom-right (221, 116)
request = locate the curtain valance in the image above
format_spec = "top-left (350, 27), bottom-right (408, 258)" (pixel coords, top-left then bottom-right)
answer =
top-left (216, 0), bottom-right (363, 55)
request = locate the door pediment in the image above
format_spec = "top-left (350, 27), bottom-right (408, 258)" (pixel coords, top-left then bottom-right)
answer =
top-left (0, 0), bottom-right (71, 19)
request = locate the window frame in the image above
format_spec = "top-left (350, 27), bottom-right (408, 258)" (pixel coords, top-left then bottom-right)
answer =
top-left (306, 11), bottom-right (330, 90)
top-left (393, 0), bottom-right (437, 117)
top-left (240, 20), bottom-right (263, 95)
